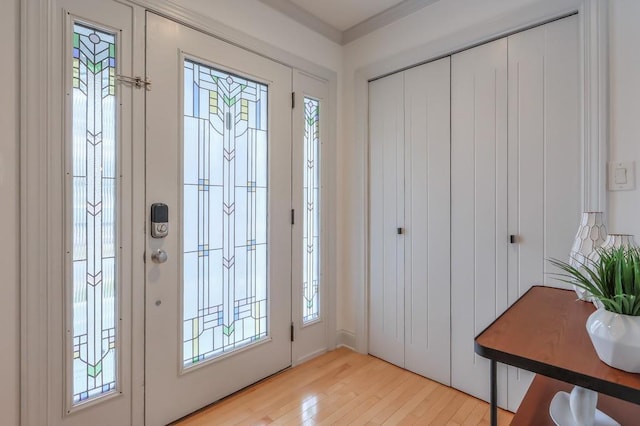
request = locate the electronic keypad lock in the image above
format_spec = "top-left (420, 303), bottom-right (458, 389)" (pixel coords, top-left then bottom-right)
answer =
top-left (151, 203), bottom-right (169, 238)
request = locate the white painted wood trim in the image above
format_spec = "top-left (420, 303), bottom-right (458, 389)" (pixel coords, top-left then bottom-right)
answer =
top-left (336, 329), bottom-right (357, 351)
top-left (355, 0), bottom-right (608, 354)
top-left (325, 76), bottom-right (339, 351)
top-left (579, 0), bottom-right (609, 213)
top-left (259, 0), bottom-right (440, 45)
top-left (258, 0), bottom-right (342, 44)
top-left (292, 348), bottom-right (329, 367)
top-left (129, 6), bottom-right (147, 425)
top-left (343, 0), bottom-right (440, 45)
top-left (355, 70), bottom-right (370, 354)
top-left (21, 0), bottom-right (51, 424)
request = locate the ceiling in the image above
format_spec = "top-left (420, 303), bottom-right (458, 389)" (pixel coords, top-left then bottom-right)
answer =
top-left (289, 0), bottom-right (407, 32)
top-left (259, 0), bottom-right (439, 44)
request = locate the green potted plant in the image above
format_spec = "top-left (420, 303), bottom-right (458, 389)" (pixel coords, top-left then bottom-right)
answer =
top-left (549, 246), bottom-right (640, 373)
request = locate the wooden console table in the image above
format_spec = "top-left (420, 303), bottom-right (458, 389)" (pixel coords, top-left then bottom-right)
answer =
top-left (475, 286), bottom-right (640, 425)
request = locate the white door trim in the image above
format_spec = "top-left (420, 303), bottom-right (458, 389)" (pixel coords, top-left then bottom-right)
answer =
top-left (20, 1), bottom-right (338, 425)
top-left (580, 0), bottom-right (609, 213)
top-left (356, 0), bottom-right (609, 353)
top-left (20, 1), bottom-right (51, 424)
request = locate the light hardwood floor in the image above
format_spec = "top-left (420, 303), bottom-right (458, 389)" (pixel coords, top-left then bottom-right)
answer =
top-left (175, 348), bottom-right (513, 425)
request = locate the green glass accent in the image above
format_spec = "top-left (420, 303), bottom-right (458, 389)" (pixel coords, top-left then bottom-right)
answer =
top-left (87, 361), bottom-right (103, 378)
top-left (223, 95), bottom-right (237, 107)
top-left (109, 43), bottom-right (115, 58)
top-left (223, 323), bottom-right (235, 336)
top-left (86, 60), bottom-right (103, 74)
top-left (182, 59), bottom-right (269, 368)
top-left (302, 97), bottom-right (321, 324)
top-left (71, 23), bottom-right (118, 404)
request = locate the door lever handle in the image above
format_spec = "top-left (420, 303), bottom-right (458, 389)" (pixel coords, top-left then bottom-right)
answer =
top-left (151, 249), bottom-right (168, 264)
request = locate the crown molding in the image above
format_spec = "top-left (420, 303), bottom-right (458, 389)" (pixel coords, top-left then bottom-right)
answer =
top-left (259, 0), bottom-right (439, 45)
top-left (343, 0), bottom-right (440, 44)
top-left (258, 0), bottom-right (343, 44)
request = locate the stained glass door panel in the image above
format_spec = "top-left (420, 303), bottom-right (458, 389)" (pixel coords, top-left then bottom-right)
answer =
top-left (183, 60), bottom-right (269, 366)
top-left (145, 13), bottom-right (291, 425)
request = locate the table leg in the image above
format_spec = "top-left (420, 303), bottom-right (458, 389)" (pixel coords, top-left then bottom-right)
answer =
top-left (491, 359), bottom-right (497, 426)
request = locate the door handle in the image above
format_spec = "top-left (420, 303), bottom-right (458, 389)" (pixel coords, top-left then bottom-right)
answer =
top-left (151, 249), bottom-right (168, 264)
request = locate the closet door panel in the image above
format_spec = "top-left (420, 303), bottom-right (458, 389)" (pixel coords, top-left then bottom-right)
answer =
top-left (541, 15), bottom-right (581, 283)
top-left (368, 73), bottom-right (405, 367)
top-left (506, 15), bottom-right (580, 411)
top-left (404, 58), bottom-right (451, 385)
top-left (451, 39), bottom-right (508, 405)
top-left (505, 23), bottom-right (544, 414)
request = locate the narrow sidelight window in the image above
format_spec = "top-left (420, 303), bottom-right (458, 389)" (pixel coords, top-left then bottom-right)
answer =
top-left (302, 97), bottom-right (321, 324)
top-left (70, 23), bottom-right (118, 404)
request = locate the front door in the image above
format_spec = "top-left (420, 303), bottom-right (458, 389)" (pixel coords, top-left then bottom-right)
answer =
top-left (145, 13), bottom-right (293, 425)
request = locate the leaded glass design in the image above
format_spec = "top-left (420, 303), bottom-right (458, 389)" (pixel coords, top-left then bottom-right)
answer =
top-left (183, 60), bottom-right (268, 367)
top-left (71, 23), bottom-right (117, 404)
top-left (302, 97), bottom-right (320, 324)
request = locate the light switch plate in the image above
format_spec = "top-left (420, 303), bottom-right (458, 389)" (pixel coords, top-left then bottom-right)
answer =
top-left (608, 161), bottom-right (635, 191)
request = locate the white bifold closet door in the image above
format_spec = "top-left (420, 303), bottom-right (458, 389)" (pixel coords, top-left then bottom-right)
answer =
top-left (451, 15), bottom-right (580, 410)
top-left (451, 38), bottom-right (509, 407)
top-left (505, 15), bottom-right (580, 411)
top-left (369, 57), bottom-right (451, 385)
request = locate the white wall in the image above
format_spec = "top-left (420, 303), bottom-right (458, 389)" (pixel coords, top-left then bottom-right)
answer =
top-left (0, 0), bottom-right (20, 424)
top-left (609, 0), bottom-right (640, 239)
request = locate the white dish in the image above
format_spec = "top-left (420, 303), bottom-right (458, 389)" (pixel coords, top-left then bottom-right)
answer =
top-left (549, 391), bottom-right (620, 426)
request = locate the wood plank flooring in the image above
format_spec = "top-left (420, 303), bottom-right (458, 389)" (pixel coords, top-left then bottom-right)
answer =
top-left (175, 348), bottom-right (513, 425)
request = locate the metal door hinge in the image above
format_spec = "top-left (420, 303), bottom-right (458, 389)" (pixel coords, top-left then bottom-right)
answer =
top-left (292, 92), bottom-right (295, 109)
top-left (291, 209), bottom-right (295, 225)
top-left (116, 74), bottom-right (152, 90)
top-left (290, 322), bottom-right (294, 342)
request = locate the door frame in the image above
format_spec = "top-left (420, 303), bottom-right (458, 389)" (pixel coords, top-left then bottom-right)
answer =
top-left (20, 1), bottom-right (338, 424)
top-left (357, 0), bottom-right (609, 355)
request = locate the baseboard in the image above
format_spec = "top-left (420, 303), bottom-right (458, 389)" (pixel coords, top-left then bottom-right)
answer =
top-left (335, 329), bottom-right (357, 351)
top-left (292, 347), bottom-right (328, 367)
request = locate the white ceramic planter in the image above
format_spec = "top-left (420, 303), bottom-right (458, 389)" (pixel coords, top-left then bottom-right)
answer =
top-left (569, 212), bottom-right (607, 301)
top-left (586, 308), bottom-right (640, 373)
top-left (588, 234), bottom-right (638, 265)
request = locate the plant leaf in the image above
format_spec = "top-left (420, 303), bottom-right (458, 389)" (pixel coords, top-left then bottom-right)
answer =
top-left (547, 246), bottom-right (640, 316)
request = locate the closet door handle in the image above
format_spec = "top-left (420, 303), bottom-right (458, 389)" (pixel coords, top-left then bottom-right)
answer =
top-left (510, 235), bottom-right (517, 244)
top-left (397, 227), bottom-right (404, 235)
